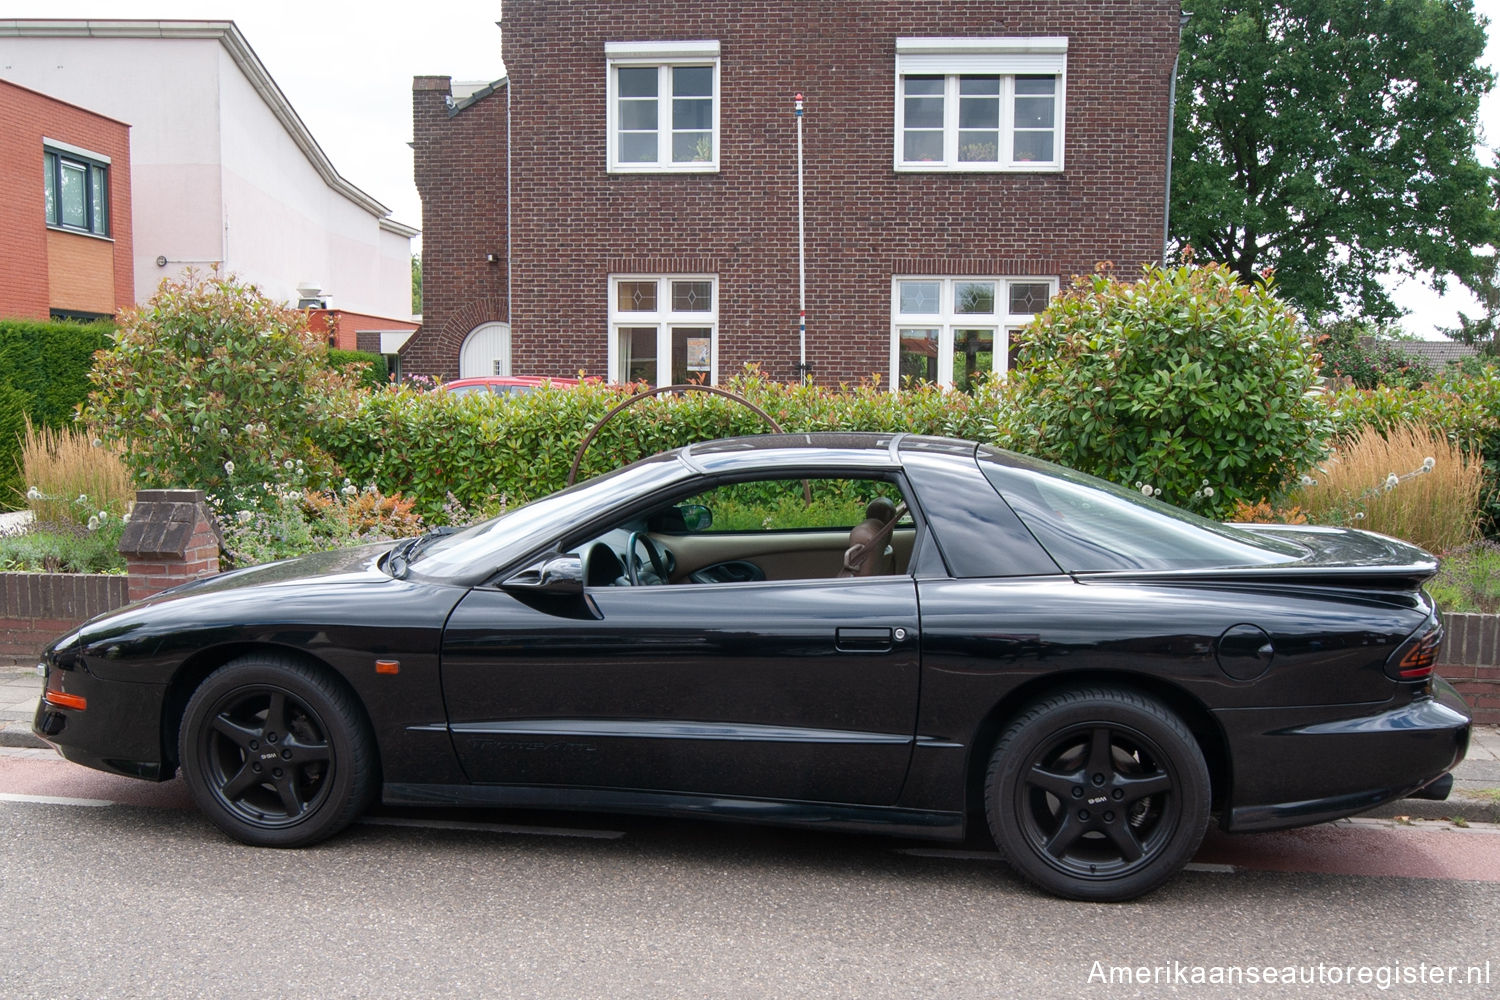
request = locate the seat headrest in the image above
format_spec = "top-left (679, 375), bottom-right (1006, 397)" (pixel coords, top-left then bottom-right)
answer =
top-left (865, 497), bottom-right (898, 523)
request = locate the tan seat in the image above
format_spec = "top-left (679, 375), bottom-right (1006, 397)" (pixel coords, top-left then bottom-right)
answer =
top-left (838, 497), bottom-right (898, 578)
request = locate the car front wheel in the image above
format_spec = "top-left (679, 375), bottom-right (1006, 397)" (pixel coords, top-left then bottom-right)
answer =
top-left (985, 688), bottom-right (1210, 902)
top-left (179, 655), bottom-right (376, 847)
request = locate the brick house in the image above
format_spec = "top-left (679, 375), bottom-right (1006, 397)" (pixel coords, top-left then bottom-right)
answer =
top-left (0, 77), bottom-right (133, 321)
top-left (406, 0), bottom-right (1182, 388)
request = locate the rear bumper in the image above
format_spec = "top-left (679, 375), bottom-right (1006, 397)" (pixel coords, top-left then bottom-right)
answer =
top-left (1217, 676), bottom-right (1471, 833)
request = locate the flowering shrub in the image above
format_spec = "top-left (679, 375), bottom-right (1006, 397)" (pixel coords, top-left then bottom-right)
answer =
top-left (0, 490), bottom-right (128, 573)
top-left (212, 459), bottom-right (427, 567)
top-left (82, 271), bottom-right (359, 506)
top-left (994, 262), bottom-right (1331, 516)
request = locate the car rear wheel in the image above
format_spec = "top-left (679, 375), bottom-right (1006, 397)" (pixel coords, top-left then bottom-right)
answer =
top-left (180, 655), bottom-right (376, 847)
top-left (985, 688), bottom-right (1209, 901)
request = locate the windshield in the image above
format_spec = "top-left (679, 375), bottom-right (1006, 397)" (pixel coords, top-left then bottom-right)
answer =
top-left (405, 454), bottom-right (691, 582)
top-left (978, 448), bottom-right (1307, 572)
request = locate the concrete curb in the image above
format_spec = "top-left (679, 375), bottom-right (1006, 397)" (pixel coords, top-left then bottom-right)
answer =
top-left (0, 719), bottom-right (46, 749)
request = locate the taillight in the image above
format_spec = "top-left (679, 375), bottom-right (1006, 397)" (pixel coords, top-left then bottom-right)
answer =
top-left (1386, 621), bottom-right (1442, 682)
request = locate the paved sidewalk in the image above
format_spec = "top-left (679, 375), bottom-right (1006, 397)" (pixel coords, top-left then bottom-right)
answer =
top-left (4, 659), bottom-right (1498, 822)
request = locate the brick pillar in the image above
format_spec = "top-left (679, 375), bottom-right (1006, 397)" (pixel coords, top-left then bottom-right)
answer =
top-left (118, 490), bottom-right (223, 603)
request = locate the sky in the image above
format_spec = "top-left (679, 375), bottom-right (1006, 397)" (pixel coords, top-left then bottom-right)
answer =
top-left (14, 0), bottom-right (1500, 340)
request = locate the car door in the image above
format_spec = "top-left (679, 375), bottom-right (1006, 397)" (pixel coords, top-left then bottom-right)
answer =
top-left (440, 574), bottom-right (920, 805)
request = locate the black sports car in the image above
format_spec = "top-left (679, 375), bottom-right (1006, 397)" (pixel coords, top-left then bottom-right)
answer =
top-left (34, 434), bottom-right (1469, 901)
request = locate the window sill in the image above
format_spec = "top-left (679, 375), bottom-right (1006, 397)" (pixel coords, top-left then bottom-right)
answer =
top-left (893, 163), bottom-right (1064, 174)
top-left (45, 225), bottom-right (115, 243)
top-left (608, 165), bottom-right (720, 176)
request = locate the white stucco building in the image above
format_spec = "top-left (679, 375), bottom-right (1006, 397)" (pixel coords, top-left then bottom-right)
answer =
top-left (0, 19), bottom-right (417, 319)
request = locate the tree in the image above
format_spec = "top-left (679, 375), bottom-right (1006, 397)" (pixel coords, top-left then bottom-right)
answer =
top-left (411, 253), bottom-right (422, 315)
top-left (1170, 0), bottom-right (1499, 320)
top-left (1442, 250), bottom-right (1500, 355)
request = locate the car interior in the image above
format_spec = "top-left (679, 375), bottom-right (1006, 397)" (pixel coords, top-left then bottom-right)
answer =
top-left (567, 477), bottom-right (917, 587)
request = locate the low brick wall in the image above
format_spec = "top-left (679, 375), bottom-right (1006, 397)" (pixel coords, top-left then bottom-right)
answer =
top-left (1438, 613), bottom-right (1500, 726)
top-left (0, 572), bottom-right (130, 661)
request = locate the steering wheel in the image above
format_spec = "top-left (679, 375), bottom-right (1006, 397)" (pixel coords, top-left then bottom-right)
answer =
top-left (626, 531), bottom-right (669, 585)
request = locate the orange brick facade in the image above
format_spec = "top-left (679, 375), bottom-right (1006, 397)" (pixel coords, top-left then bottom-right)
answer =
top-left (0, 78), bottom-right (133, 321)
top-left (308, 308), bottom-right (420, 352)
top-left (407, 0), bottom-right (1182, 385)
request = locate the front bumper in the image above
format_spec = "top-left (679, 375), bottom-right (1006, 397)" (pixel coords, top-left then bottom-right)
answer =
top-left (33, 662), bottom-right (171, 781)
top-left (1217, 676), bottom-right (1470, 833)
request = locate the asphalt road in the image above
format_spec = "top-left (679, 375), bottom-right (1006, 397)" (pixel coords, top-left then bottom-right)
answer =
top-left (3, 748), bottom-right (1499, 1000)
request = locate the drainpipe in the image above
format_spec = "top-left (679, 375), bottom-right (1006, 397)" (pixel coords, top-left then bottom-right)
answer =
top-left (506, 73), bottom-right (513, 333)
top-left (1163, 10), bottom-right (1191, 261)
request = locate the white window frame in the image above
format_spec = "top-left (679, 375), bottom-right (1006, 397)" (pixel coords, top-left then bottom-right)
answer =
top-left (609, 275), bottom-right (719, 386)
top-left (890, 276), bottom-right (1058, 389)
top-left (894, 37), bottom-right (1066, 172)
top-left (606, 40), bottom-right (721, 173)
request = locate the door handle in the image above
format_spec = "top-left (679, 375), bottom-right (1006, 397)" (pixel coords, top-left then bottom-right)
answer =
top-left (836, 626), bottom-right (894, 652)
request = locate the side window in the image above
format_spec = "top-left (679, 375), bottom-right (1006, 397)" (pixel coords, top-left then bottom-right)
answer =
top-left (570, 477), bottom-right (915, 587)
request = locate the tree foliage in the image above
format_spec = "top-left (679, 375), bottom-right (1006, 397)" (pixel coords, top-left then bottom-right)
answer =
top-left (1171, 0), bottom-right (1498, 320)
top-left (1442, 249), bottom-right (1500, 355)
top-left (411, 253), bottom-right (422, 315)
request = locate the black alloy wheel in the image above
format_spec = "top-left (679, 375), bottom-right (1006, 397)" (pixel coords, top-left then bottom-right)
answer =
top-left (985, 688), bottom-right (1209, 902)
top-left (180, 655), bottom-right (376, 847)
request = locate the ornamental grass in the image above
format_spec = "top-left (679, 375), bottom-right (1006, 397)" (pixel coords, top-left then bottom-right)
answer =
top-left (1291, 424), bottom-right (1483, 554)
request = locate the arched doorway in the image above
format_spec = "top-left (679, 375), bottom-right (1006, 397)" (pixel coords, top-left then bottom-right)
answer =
top-left (459, 322), bottom-right (512, 377)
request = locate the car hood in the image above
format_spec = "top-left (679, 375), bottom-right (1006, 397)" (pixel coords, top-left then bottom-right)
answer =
top-left (148, 542), bottom-right (398, 602)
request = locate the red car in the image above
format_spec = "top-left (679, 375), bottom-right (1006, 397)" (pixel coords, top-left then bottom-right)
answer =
top-left (440, 375), bottom-right (581, 397)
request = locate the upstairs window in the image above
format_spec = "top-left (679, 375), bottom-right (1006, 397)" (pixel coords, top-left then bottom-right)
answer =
top-left (895, 37), bottom-right (1066, 172)
top-left (43, 141), bottom-right (110, 236)
top-left (606, 41), bottom-right (720, 173)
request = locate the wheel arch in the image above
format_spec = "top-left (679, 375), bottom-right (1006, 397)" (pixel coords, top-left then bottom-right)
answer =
top-left (961, 670), bottom-right (1230, 822)
top-left (159, 643), bottom-right (372, 774)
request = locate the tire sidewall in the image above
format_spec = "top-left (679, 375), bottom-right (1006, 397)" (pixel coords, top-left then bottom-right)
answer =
top-left (180, 657), bottom-right (371, 848)
top-left (987, 690), bottom-right (1210, 902)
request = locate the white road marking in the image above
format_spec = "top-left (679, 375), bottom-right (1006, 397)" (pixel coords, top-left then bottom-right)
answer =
top-left (0, 792), bottom-right (113, 807)
top-left (359, 815), bottom-right (625, 840)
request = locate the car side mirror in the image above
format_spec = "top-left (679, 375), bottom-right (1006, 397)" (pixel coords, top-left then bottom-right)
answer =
top-left (501, 555), bottom-right (585, 596)
top-left (677, 503), bottom-right (712, 532)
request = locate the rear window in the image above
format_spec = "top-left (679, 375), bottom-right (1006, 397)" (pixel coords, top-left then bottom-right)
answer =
top-left (978, 449), bottom-right (1306, 572)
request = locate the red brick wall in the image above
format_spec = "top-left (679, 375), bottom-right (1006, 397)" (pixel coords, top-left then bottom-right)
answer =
top-left (408, 0), bottom-right (1180, 384)
top-left (0, 78), bottom-right (133, 321)
top-left (405, 76), bottom-right (511, 380)
top-left (310, 309), bottom-right (419, 351)
top-left (0, 573), bottom-right (129, 661)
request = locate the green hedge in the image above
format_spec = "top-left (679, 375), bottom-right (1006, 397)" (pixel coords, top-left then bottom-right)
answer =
top-left (316, 373), bottom-right (1002, 520)
top-left (0, 318), bottom-right (112, 428)
top-left (0, 318), bottom-right (114, 508)
top-left (327, 348), bottom-right (389, 390)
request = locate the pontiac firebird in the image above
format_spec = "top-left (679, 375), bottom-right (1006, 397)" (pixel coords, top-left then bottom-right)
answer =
top-left (35, 434), bottom-right (1469, 901)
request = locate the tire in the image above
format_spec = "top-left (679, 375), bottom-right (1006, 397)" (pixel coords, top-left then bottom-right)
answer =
top-left (179, 654), bottom-right (377, 847)
top-left (984, 687), bottom-right (1209, 902)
